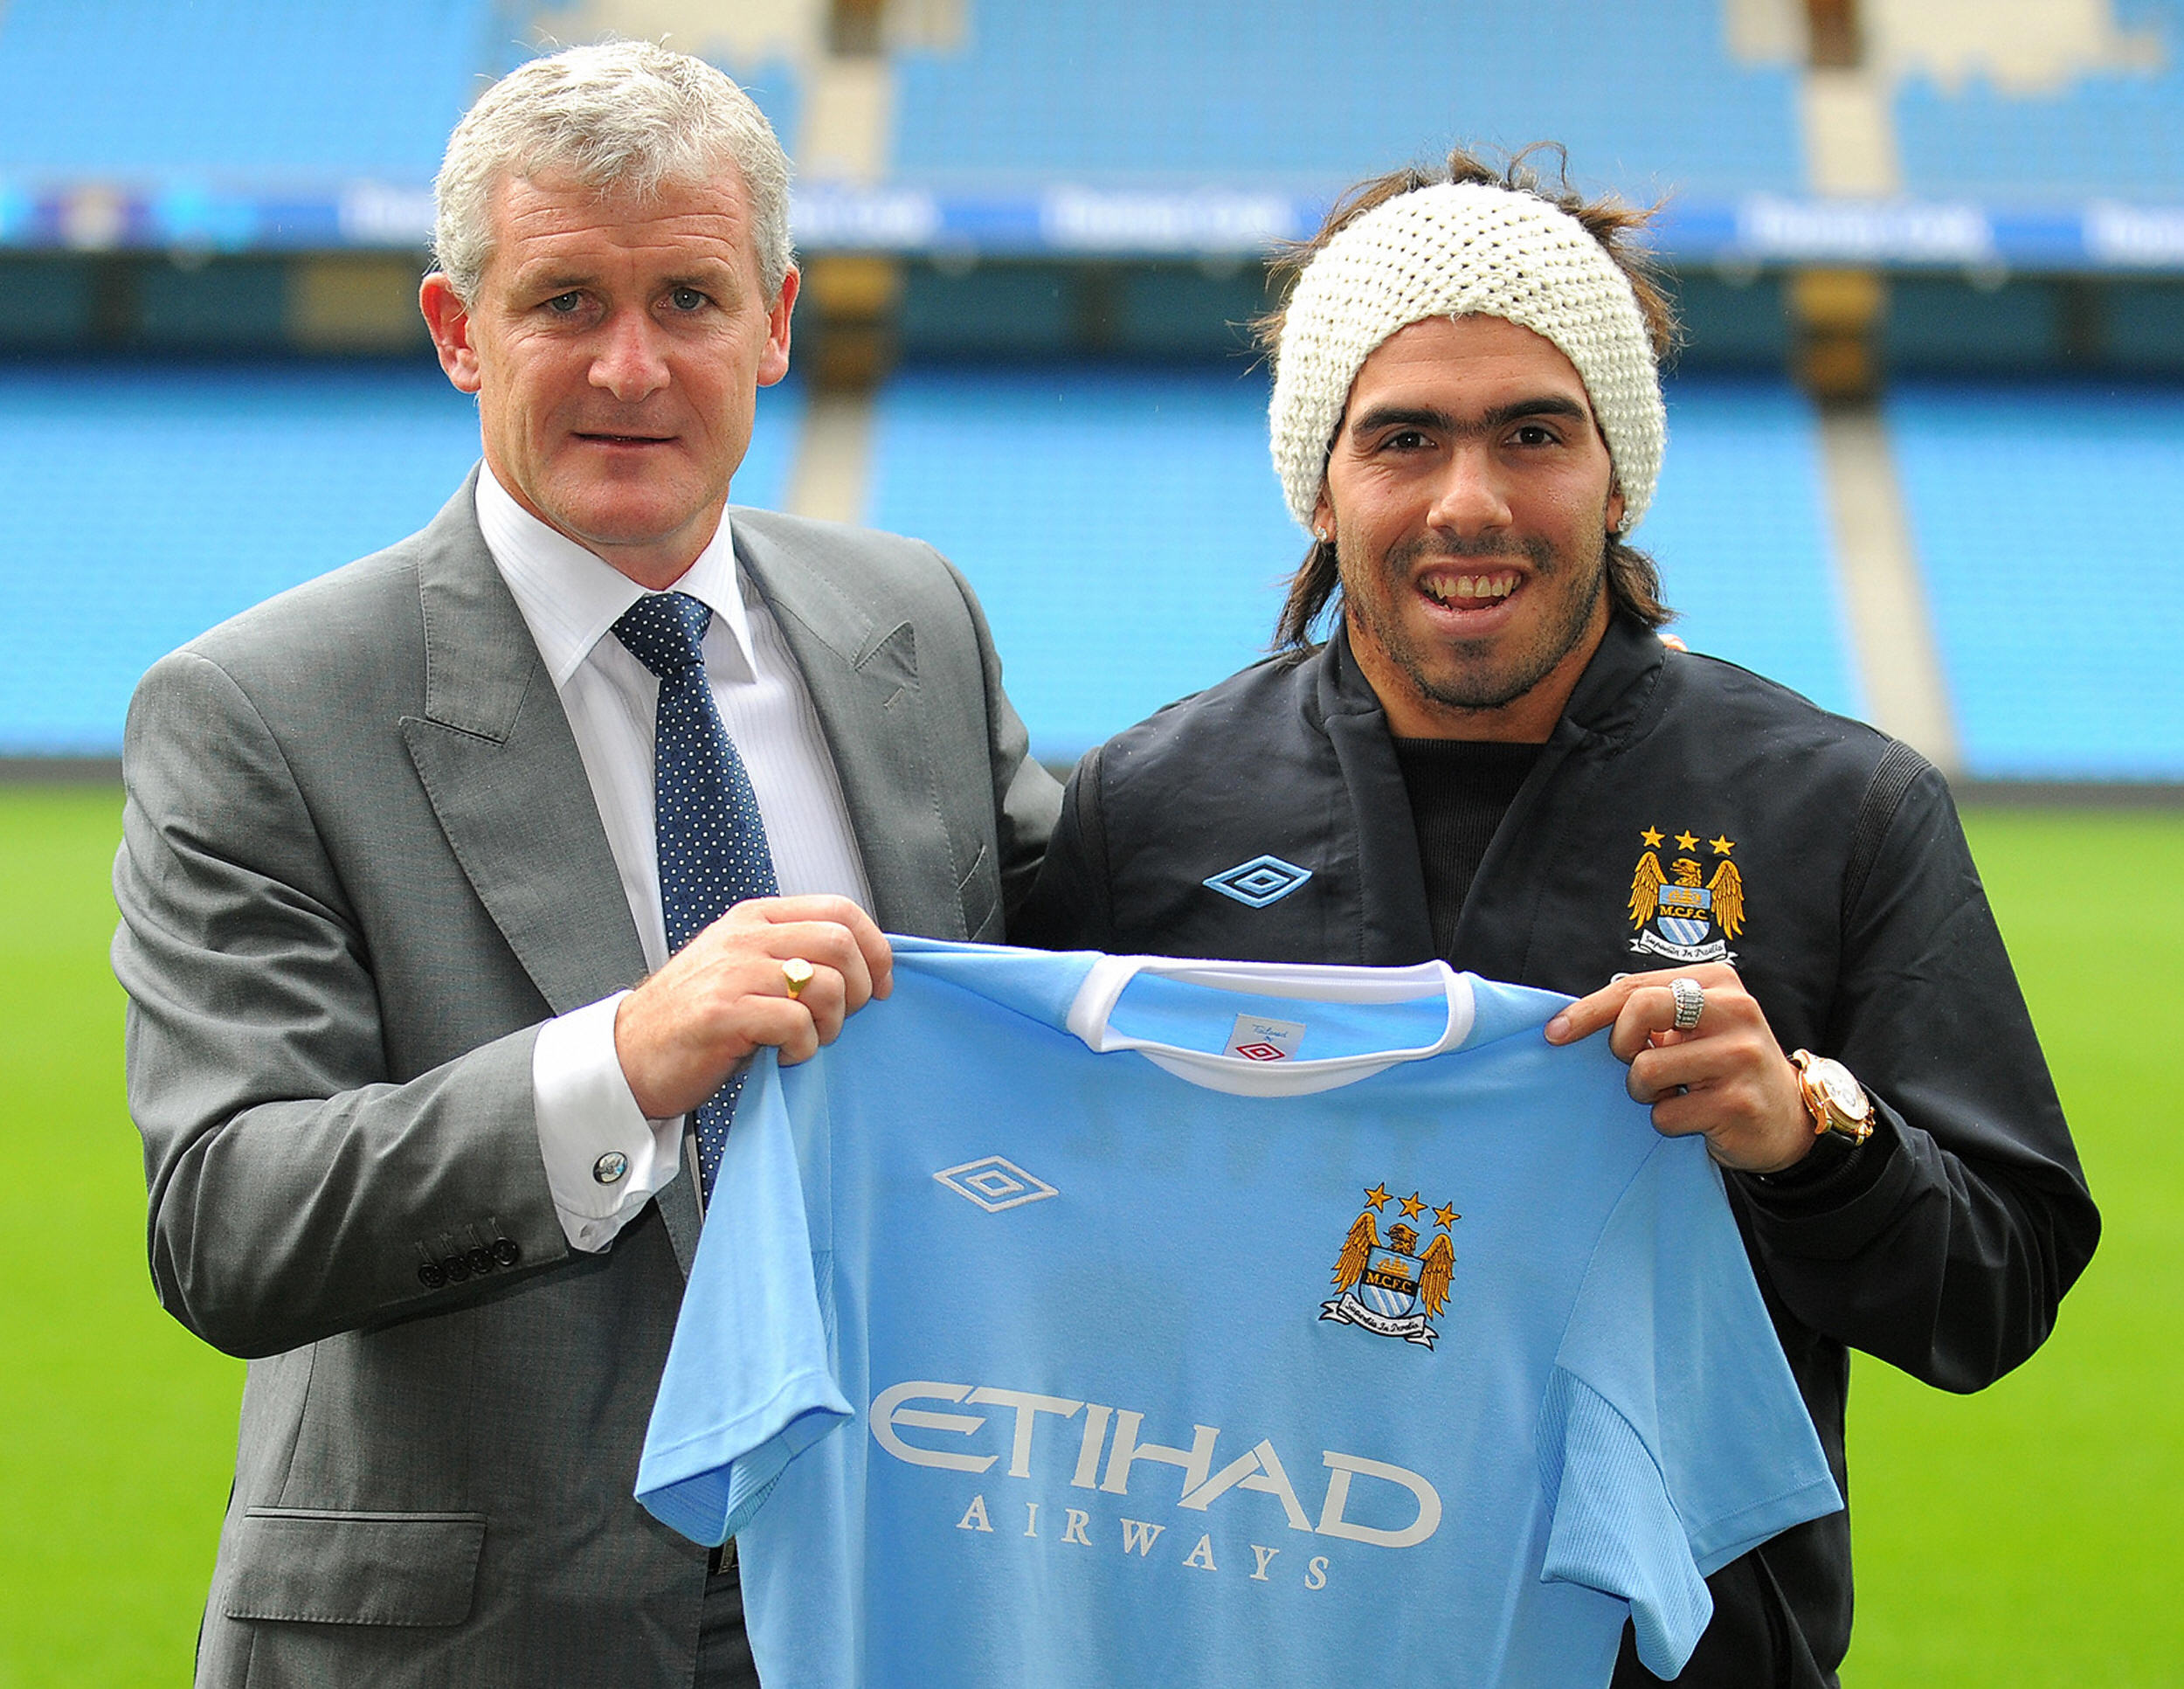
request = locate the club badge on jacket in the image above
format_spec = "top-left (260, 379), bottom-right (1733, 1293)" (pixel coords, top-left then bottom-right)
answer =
top-left (1627, 827), bottom-right (1745, 966)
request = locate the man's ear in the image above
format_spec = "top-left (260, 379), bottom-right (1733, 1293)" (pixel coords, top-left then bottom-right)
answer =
top-left (1607, 481), bottom-right (1627, 538)
top-left (757, 267), bottom-right (799, 389)
top-left (420, 273), bottom-right (483, 395)
top-left (1311, 486), bottom-right (1335, 546)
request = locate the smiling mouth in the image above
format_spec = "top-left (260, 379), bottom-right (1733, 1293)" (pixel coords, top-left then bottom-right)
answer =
top-left (1420, 571), bottom-right (1521, 606)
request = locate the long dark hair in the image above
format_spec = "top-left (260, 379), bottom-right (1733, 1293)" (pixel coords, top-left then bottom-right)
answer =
top-left (1260, 145), bottom-right (1681, 651)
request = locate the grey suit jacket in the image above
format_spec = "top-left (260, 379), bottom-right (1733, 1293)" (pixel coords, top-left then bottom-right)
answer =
top-left (112, 473), bottom-right (1059, 1687)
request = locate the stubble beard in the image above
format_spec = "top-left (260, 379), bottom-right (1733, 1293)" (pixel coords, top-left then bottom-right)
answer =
top-left (1342, 525), bottom-right (1609, 716)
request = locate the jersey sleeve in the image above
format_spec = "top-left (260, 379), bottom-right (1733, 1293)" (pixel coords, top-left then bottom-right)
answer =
top-left (1537, 1139), bottom-right (1842, 1678)
top-left (635, 1050), bottom-right (854, 1547)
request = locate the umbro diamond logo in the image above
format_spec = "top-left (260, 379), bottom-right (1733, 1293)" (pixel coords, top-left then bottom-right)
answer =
top-left (934, 1155), bottom-right (1059, 1213)
top-left (1202, 854), bottom-right (1313, 909)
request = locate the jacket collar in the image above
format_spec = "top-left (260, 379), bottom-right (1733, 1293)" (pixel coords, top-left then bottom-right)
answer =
top-left (1555, 611), bottom-right (1669, 745)
top-left (1299, 611), bottom-right (1667, 966)
top-left (1312, 608), bottom-right (1667, 750)
top-left (412, 467), bottom-right (537, 742)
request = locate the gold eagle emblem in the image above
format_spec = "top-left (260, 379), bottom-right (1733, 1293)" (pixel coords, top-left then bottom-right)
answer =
top-left (1330, 1211), bottom-right (1455, 1318)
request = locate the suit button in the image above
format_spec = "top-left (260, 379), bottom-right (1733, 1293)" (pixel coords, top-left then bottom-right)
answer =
top-left (467, 1245), bottom-right (495, 1276)
top-left (491, 1239), bottom-right (521, 1268)
top-left (442, 1254), bottom-right (471, 1283)
top-left (418, 1262), bottom-right (447, 1289)
top-left (594, 1151), bottom-right (630, 1185)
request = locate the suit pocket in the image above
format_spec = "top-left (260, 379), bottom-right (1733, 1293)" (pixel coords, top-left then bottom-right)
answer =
top-left (225, 1508), bottom-right (486, 1627)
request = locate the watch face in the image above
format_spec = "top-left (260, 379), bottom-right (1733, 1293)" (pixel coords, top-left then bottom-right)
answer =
top-left (1808, 1058), bottom-right (1869, 1119)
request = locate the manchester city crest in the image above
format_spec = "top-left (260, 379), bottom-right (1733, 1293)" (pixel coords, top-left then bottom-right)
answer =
top-left (1627, 827), bottom-right (1745, 965)
top-left (1320, 1183), bottom-right (1458, 1349)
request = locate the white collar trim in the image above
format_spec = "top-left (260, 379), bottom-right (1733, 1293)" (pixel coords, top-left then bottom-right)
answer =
top-left (1065, 955), bottom-right (1476, 1097)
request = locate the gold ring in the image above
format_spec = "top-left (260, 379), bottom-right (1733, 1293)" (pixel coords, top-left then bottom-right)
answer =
top-left (781, 958), bottom-right (815, 1000)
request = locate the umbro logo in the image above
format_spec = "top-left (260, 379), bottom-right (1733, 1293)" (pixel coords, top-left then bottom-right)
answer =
top-left (934, 1155), bottom-right (1059, 1213)
top-left (1202, 854), bottom-right (1313, 909)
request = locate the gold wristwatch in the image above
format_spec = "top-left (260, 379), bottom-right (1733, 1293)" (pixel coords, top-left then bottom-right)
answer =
top-left (1790, 1051), bottom-right (1874, 1146)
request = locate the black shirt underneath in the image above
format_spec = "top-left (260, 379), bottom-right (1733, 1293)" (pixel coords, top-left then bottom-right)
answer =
top-left (1389, 737), bottom-right (1543, 959)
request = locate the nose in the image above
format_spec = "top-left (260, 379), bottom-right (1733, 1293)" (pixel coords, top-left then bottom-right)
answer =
top-left (590, 308), bottom-right (670, 402)
top-left (1426, 444), bottom-right (1512, 537)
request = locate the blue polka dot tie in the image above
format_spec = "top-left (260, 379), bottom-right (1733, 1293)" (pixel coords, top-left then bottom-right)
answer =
top-left (612, 591), bottom-right (778, 1203)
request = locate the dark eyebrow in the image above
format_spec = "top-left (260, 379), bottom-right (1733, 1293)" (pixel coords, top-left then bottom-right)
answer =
top-left (1347, 395), bottom-right (1590, 443)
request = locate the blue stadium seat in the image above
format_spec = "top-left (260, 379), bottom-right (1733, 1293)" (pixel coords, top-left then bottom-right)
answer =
top-left (1889, 380), bottom-right (2184, 779)
top-left (0, 362), bottom-right (803, 755)
top-left (863, 365), bottom-right (1852, 761)
top-left (889, 0), bottom-right (1803, 198)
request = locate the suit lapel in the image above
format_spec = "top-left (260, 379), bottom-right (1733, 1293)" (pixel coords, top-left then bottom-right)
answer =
top-left (735, 517), bottom-right (968, 938)
top-left (397, 477), bottom-right (705, 1273)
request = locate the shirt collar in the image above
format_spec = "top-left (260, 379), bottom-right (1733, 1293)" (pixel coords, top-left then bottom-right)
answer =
top-left (474, 465), bottom-right (758, 687)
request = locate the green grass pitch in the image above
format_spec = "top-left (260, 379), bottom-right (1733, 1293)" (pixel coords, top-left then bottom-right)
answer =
top-left (2, 786), bottom-right (2176, 1684)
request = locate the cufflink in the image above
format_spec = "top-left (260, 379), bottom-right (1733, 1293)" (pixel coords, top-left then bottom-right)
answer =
top-left (594, 1150), bottom-right (630, 1186)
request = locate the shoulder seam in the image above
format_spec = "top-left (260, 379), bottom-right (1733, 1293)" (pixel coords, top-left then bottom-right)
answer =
top-left (1842, 741), bottom-right (1932, 922)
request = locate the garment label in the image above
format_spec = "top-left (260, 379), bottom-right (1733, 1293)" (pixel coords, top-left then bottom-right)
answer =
top-left (1225, 1014), bottom-right (1306, 1063)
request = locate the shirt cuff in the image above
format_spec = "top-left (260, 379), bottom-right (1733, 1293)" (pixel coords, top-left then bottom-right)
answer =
top-left (533, 991), bottom-right (682, 1253)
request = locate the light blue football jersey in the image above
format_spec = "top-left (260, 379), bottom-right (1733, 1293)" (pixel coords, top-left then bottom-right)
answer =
top-left (637, 939), bottom-right (1840, 1687)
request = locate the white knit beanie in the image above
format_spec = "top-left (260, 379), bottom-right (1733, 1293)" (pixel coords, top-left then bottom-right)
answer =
top-left (1268, 180), bottom-right (1666, 535)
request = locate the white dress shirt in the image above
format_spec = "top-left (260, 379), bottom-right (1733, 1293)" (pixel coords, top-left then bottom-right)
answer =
top-left (476, 467), bottom-right (873, 1251)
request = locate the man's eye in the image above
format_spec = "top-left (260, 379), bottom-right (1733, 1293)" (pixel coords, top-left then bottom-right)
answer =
top-left (544, 292), bottom-right (584, 314)
top-left (1512, 424), bottom-right (1559, 446)
top-left (667, 287), bottom-right (708, 311)
top-left (1385, 430), bottom-right (1430, 451)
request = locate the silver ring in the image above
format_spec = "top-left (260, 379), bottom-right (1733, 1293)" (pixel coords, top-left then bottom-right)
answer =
top-left (1669, 976), bottom-right (1704, 1032)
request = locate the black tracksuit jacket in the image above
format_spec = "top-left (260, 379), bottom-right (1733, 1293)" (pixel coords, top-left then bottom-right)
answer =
top-left (1013, 613), bottom-right (2098, 1687)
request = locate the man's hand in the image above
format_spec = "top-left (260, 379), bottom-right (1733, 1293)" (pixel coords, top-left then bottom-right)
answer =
top-left (613, 895), bottom-right (893, 1119)
top-left (1543, 963), bottom-right (1814, 1174)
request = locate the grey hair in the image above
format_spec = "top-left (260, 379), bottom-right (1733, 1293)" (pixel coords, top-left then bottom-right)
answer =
top-left (432, 39), bottom-right (794, 304)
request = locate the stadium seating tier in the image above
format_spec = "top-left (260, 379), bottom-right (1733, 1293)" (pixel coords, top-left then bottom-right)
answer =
top-left (1893, 0), bottom-right (2184, 203)
top-left (0, 1), bottom-right (499, 184)
top-left (1889, 379), bottom-right (2184, 780)
top-left (0, 362), bottom-right (801, 756)
top-left (888, 0), bottom-right (1805, 197)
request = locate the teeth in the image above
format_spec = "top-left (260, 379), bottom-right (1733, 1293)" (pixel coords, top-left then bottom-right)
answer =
top-left (1426, 574), bottom-right (1515, 603)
